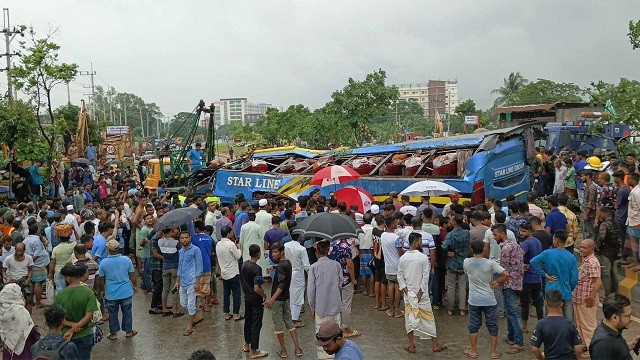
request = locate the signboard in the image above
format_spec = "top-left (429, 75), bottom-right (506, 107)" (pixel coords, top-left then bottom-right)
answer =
top-left (464, 115), bottom-right (479, 126)
top-left (106, 126), bottom-right (131, 136)
top-left (106, 145), bottom-right (116, 154)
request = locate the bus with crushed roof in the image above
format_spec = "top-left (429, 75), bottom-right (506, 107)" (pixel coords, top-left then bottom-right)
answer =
top-left (212, 124), bottom-right (543, 207)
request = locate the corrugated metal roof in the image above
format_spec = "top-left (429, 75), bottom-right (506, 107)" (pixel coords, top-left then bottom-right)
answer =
top-left (491, 103), bottom-right (556, 114)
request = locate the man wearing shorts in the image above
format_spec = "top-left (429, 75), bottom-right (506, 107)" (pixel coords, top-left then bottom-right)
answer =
top-left (358, 214), bottom-right (374, 296)
top-left (380, 217), bottom-right (404, 318)
top-left (371, 214), bottom-right (388, 311)
top-left (263, 242), bottom-right (302, 358)
top-left (191, 220), bottom-right (214, 312)
top-left (174, 231), bottom-right (204, 336)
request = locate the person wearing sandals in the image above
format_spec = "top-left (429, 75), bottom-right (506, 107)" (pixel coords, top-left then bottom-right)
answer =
top-left (398, 232), bottom-right (447, 354)
top-left (308, 239), bottom-right (343, 359)
top-left (174, 231), bottom-right (205, 336)
top-left (54, 263), bottom-right (99, 359)
top-left (441, 215), bottom-right (470, 317)
top-left (216, 226), bottom-right (243, 321)
top-left (263, 242), bottom-right (303, 358)
top-left (241, 244), bottom-right (269, 359)
top-left (463, 239), bottom-right (509, 359)
top-left (96, 240), bottom-right (138, 341)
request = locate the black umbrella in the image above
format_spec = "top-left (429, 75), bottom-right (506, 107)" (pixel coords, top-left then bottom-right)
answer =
top-left (154, 207), bottom-right (202, 231)
top-left (292, 212), bottom-right (362, 241)
top-left (72, 158), bottom-right (91, 165)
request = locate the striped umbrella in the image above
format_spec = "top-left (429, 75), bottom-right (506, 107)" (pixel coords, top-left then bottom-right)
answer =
top-left (310, 165), bottom-right (361, 187)
top-left (335, 185), bottom-right (374, 214)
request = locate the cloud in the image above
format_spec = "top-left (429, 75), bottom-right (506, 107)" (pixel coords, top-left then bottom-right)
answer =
top-left (5, 0), bottom-right (640, 115)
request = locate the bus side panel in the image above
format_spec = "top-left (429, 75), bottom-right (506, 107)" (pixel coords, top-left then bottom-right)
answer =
top-left (483, 139), bottom-right (530, 202)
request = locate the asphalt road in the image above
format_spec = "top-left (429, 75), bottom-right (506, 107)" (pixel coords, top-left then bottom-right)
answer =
top-left (22, 284), bottom-right (640, 360)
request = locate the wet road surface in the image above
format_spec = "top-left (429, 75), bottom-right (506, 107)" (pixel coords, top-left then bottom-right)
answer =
top-left (26, 286), bottom-right (640, 360)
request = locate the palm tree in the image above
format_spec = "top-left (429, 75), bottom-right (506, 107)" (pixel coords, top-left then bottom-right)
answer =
top-left (491, 72), bottom-right (528, 108)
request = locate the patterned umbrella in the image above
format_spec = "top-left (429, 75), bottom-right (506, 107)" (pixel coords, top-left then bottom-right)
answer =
top-left (310, 165), bottom-right (361, 187)
top-left (335, 185), bottom-right (374, 214)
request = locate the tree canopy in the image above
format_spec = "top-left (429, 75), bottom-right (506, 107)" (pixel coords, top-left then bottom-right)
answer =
top-left (491, 71), bottom-right (528, 107)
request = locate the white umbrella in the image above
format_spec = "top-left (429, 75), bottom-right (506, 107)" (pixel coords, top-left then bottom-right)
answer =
top-left (399, 180), bottom-right (460, 197)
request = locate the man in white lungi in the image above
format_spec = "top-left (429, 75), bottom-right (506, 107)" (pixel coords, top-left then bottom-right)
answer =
top-left (239, 211), bottom-right (267, 276)
top-left (284, 229), bottom-right (310, 328)
top-left (397, 232), bottom-right (447, 354)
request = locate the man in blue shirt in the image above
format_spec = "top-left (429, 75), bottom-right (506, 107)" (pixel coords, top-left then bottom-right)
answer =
top-left (574, 150), bottom-right (588, 204)
top-left (97, 239), bottom-right (137, 340)
top-left (234, 203), bottom-right (250, 238)
top-left (530, 230), bottom-right (578, 319)
top-left (27, 161), bottom-right (44, 201)
top-left (175, 231), bottom-right (204, 336)
top-left (316, 320), bottom-right (364, 360)
top-left (190, 220), bottom-right (215, 312)
top-left (85, 143), bottom-right (97, 167)
top-left (92, 221), bottom-right (114, 265)
top-left (544, 195), bottom-right (567, 236)
top-left (187, 143), bottom-right (203, 173)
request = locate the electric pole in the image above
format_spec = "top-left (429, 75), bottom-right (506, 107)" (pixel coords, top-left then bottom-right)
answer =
top-left (139, 106), bottom-right (144, 139)
top-left (80, 62), bottom-right (96, 120)
top-left (0, 8), bottom-right (23, 99)
top-left (65, 81), bottom-right (71, 104)
top-left (123, 98), bottom-right (128, 126)
top-left (108, 87), bottom-right (113, 123)
top-left (146, 112), bottom-right (150, 138)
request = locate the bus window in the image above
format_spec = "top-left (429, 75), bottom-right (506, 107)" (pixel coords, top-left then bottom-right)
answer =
top-left (493, 172), bottom-right (526, 189)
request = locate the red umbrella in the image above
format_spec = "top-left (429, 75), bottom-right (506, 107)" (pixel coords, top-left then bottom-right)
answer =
top-left (310, 165), bottom-right (361, 187)
top-left (335, 185), bottom-right (375, 214)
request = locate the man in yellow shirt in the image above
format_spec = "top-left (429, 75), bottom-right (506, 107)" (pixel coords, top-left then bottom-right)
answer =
top-left (557, 194), bottom-right (579, 254)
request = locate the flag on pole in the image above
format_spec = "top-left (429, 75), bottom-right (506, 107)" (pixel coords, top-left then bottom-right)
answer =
top-left (605, 99), bottom-right (617, 117)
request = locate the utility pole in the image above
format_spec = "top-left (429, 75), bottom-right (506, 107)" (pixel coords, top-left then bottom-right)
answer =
top-left (146, 112), bottom-right (150, 138)
top-left (108, 87), bottom-right (113, 123)
top-left (123, 98), bottom-right (128, 126)
top-left (80, 62), bottom-right (96, 120)
top-left (1, 8), bottom-right (23, 99)
top-left (156, 115), bottom-right (160, 138)
top-left (139, 106), bottom-right (144, 139)
top-left (65, 81), bottom-right (71, 104)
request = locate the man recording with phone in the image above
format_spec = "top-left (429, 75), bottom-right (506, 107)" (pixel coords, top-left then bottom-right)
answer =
top-left (589, 293), bottom-right (640, 359)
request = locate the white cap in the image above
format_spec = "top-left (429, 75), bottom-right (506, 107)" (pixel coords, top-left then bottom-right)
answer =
top-left (66, 205), bottom-right (74, 211)
top-left (258, 199), bottom-right (268, 207)
top-left (370, 204), bottom-right (380, 214)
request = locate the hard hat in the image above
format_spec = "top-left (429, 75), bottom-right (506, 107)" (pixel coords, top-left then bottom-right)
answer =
top-left (584, 156), bottom-right (610, 171)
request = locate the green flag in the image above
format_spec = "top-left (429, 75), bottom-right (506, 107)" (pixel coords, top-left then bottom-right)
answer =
top-left (605, 99), bottom-right (617, 117)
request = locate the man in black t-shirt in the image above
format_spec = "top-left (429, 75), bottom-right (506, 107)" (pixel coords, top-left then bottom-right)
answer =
top-left (371, 214), bottom-right (388, 311)
top-left (531, 217), bottom-right (553, 251)
top-left (263, 242), bottom-right (302, 358)
top-left (531, 290), bottom-right (583, 359)
top-left (240, 244), bottom-right (268, 358)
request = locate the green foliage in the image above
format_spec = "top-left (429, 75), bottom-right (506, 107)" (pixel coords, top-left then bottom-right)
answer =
top-left (228, 121), bottom-right (258, 143)
top-left (589, 78), bottom-right (640, 130)
top-left (0, 100), bottom-right (38, 148)
top-left (491, 71), bottom-right (528, 107)
top-left (15, 134), bottom-right (51, 163)
top-left (455, 99), bottom-right (477, 116)
top-left (10, 32), bottom-right (78, 148)
top-left (511, 79), bottom-right (584, 105)
top-left (256, 105), bottom-right (311, 145)
top-left (629, 20), bottom-right (640, 50)
top-left (327, 69), bottom-right (399, 144)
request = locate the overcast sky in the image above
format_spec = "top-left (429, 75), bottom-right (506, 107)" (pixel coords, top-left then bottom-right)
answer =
top-left (4, 0), bottom-right (640, 117)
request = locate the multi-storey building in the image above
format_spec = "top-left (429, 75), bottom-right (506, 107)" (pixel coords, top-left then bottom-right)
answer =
top-left (396, 80), bottom-right (459, 118)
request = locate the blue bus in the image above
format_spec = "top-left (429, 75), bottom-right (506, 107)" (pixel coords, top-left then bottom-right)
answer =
top-left (213, 123), bottom-right (543, 206)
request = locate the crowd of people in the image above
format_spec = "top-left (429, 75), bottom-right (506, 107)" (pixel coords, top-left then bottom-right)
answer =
top-left (0, 148), bottom-right (639, 359)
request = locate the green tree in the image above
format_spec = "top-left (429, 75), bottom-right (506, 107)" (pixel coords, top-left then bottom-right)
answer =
top-left (256, 105), bottom-right (311, 146)
top-left (10, 31), bottom-right (78, 163)
top-left (511, 79), bottom-right (584, 105)
top-left (455, 99), bottom-right (477, 116)
top-left (228, 121), bottom-right (257, 143)
top-left (589, 78), bottom-right (640, 130)
top-left (0, 99), bottom-right (37, 148)
top-left (491, 71), bottom-right (528, 107)
top-left (327, 69), bottom-right (399, 145)
top-left (629, 20), bottom-right (640, 50)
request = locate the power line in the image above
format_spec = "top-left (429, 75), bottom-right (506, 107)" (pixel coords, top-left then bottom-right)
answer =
top-left (0, 8), bottom-right (24, 99)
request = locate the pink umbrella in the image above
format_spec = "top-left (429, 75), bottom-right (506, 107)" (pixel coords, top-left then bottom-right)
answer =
top-left (335, 185), bottom-right (375, 214)
top-left (310, 165), bottom-right (361, 187)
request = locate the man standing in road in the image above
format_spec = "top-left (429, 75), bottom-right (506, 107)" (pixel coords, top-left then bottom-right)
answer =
top-left (530, 230), bottom-right (579, 319)
top-left (308, 239), bottom-right (343, 359)
top-left (191, 220), bottom-right (215, 313)
top-left (358, 213), bottom-right (375, 296)
top-left (573, 239), bottom-right (602, 353)
top-left (493, 224), bottom-right (525, 354)
top-left (581, 170), bottom-right (598, 240)
top-left (284, 230), bottom-right (310, 328)
top-left (22, 223), bottom-right (49, 308)
top-left (174, 231), bottom-right (204, 336)
top-left (398, 233), bottom-right (447, 354)
top-left (558, 194), bottom-right (579, 254)
top-left (589, 293), bottom-right (640, 359)
top-left (380, 216), bottom-right (404, 318)
top-left (97, 239), bottom-right (138, 340)
top-left (263, 242), bottom-right (303, 358)
top-left (626, 173), bottom-right (640, 271)
top-left (216, 226), bottom-right (242, 321)
top-left (240, 211), bottom-right (266, 274)
top-left (441, 215), bottom-right (469, 317)
top-left (241, 244), bottom-right (268, 359)
top-left (519, 222), bottom-right (543, 333)
top-left (531, 289), bottom-right (584, 360)
top-left (328, 235), bottom-right (359, 338)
